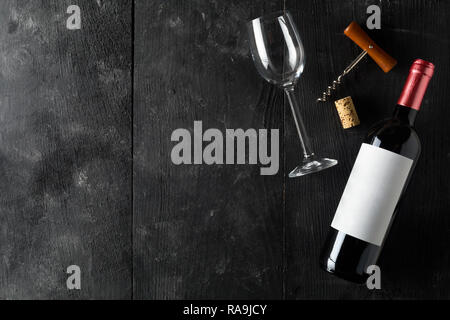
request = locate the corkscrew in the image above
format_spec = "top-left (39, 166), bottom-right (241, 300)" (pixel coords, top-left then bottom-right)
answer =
top-left (317, 22), bottom-right (397, 102)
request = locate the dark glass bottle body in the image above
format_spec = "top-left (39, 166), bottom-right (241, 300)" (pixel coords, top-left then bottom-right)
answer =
top-left (319, 105), bottom-right (421, 283)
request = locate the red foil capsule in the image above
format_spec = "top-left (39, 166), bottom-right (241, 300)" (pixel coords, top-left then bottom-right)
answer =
top-left (397, 59), bottom-right (435, 110)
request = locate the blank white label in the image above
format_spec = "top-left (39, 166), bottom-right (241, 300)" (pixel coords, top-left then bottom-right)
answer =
top-left (331, 143), bottom-right (413, 246)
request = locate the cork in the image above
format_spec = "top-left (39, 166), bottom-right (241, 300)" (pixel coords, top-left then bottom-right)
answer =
top-left (334, 96), bottom-right (360, 129)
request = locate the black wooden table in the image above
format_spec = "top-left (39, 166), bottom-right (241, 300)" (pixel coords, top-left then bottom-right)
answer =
top-left (0, 0), bottom-right (449, 299)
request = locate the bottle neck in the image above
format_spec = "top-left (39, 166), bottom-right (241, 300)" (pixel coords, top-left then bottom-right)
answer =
top-left (394, 59), bottom-right (434, 126)
top-left (393, 104), bottom-right (418, 126)
top-left (397, 59), bottom-right (434, 111)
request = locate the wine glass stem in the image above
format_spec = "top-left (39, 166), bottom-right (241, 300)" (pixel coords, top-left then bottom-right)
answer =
top-left (284, 88), bottom-right (314, 158)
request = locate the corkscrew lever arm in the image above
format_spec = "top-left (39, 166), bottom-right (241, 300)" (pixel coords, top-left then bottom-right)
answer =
top-left (317, 21), bottom-right (397, 102)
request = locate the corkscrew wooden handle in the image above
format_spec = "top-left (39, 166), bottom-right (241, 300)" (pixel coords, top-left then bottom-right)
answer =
top-left (344, 21), bottom-right (397, 73)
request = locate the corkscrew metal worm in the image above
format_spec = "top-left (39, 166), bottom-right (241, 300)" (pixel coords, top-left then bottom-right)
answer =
top-left (317, 22), bottom-right (397, 102)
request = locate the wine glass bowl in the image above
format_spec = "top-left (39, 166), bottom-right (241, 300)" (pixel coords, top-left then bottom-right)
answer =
top-left (247, 11), bottom-right (337, 177)
top-left (247, 11), bottom-right (305, 88)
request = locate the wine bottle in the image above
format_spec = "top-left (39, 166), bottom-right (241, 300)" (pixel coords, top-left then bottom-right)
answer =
top-left (320, 59), bottom-right (435, 283)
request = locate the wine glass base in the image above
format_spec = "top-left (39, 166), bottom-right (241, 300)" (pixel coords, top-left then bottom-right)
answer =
top-left (288, 157), bottom-right (338, 178)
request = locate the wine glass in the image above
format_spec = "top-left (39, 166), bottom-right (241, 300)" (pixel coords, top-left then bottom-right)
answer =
top-left (247, 11), bottom-right (337, 177)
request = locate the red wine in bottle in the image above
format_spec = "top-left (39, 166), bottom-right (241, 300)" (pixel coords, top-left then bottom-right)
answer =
top-left (320, 59), bottom-right (435, 283)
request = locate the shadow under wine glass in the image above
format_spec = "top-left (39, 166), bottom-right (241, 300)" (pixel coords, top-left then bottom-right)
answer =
top-left (247, 11), bottom-right (337, 177)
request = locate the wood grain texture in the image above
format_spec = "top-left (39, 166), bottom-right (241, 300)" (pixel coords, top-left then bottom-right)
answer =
top-left (284, 0), bottom-right (450, 299)
top-left (0, 0), bottom-right (449, 300)
top-left (135, 0), bottom-right (450, 300)
top-left (0, 0), bottom-right (132, 299)
top-left (133, 0), bottom-right (285, 299)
